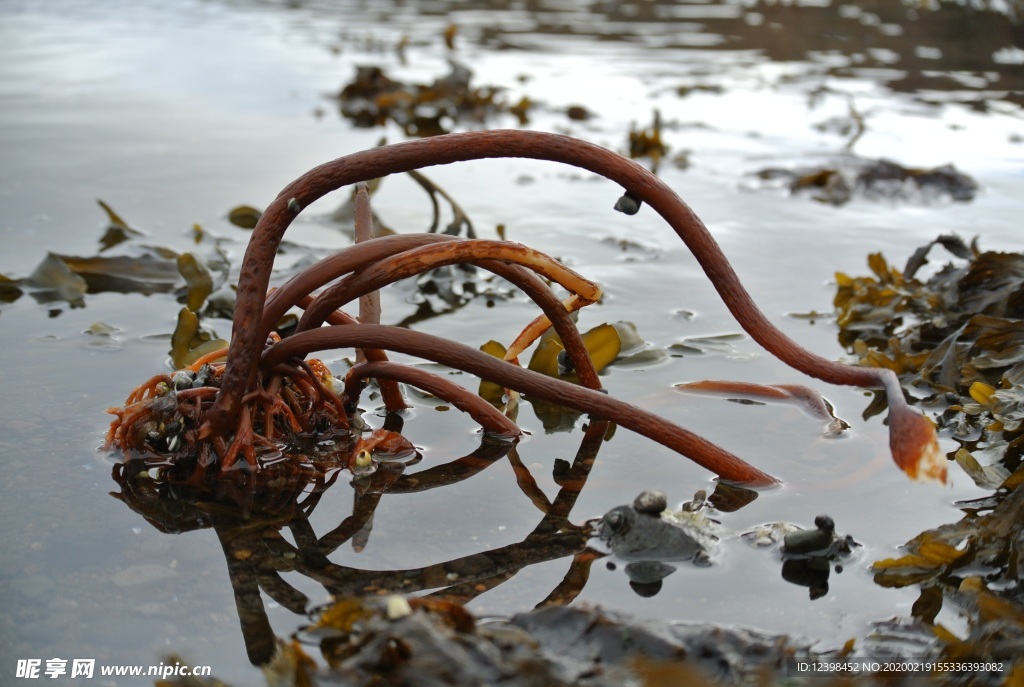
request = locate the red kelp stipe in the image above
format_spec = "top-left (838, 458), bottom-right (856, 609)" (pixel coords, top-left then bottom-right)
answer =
top-left (108, 130), bottom-right (945, 486)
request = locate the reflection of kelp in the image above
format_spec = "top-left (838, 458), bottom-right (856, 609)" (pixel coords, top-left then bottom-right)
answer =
top-left (111, 421), bottom-right (612, 667)
top-left (873, 483), bottom-right (1024, 655)
top-left (837, 236), bottom-right (1024, 680)
top-left (118, 421), bottom-right (820, 686)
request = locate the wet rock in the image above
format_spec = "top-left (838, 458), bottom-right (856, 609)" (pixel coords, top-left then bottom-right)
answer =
top-left (782, 558), bottom-right (832, 600)
top-left (814, 514), bottom-right (835, 532)
top-left (305, 599), bottom-right (816, 687)
top-left (317, 606), bottom-right (557, 687)
top-left (741, 521), bottom-right (802, 548)
top-left (753, 157), bottom-right (978, 206)
top-left (633, 489), bottom-right (667, 514)
top-left (779, 515), bottom-right (859, 600)
top-left (623, 561), bottom-right (677, 597)
top-left (623, 560), bottom-right (677, 585)
top-left (781, 528), bottom-right (834, 556)
top-left (598, 503), bottom-right (706, 562)
top-left (857, 159), bottom-right (978, 202)
top-left (509, 605), bottom-right (812, 685)
top-left (615, 348), bottom-right (669, 367)
top-left (781, 514), bottom-right (856, 558)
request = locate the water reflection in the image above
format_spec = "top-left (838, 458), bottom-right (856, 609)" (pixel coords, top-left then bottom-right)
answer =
top-left (2, 0), bottom-right (1020, 679)
top-left (517, 0), bottom-right (1022, 98)
top-left (270, 0), bottom-right (1023, 108)
top-left (110, 401), bottom-right (828, 672)
top-left (110, 420), bottom-right (614, 666)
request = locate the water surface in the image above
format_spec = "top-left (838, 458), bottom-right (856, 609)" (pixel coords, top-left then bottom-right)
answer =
top-left (1, 0), bottom-right (1021, 683)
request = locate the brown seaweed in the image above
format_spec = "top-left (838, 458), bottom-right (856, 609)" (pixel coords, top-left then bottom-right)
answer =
top-left (106, 130), bottom-right (945, 488)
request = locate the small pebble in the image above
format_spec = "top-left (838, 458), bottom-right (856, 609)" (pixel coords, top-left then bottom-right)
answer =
top-left (633, 490), bottom-right (667, 515)
top-left (782, 528), bottom-right (832, 555)
top-left (814, 515), bottom-right (835, 533)
top-left (682, 490), bottom-right (707, 512)
top-left (556, 349), bottom-right (574, 375)
top-left (172, 370), bottom-right (195, 390)
top-left (386, 595), bottom-right (412, 620)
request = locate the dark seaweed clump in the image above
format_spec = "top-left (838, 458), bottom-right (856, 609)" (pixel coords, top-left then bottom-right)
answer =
top-left (836, 234), bottom-right (1024, 681)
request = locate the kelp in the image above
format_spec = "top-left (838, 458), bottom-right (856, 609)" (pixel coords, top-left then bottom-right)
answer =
top-left (668, 332), bottom-right (746, 356)
top-left (674, 380), bottom-right (849, 437)
top-left (112, 137), bottom-right (1016, 687)
top-left (96, 198), bottom-right (145, 251)
top-left (627, 109), bottom-right (669, 172)
top-left (28, 252), bottom-right (88, 306)
top-left (834, 235), bottom-right (1024, 460)
top-left (332, 62), bottom-right (527, 137)
top-left (835, 236), bottom-right (1024, 679)
top-left (227, 205), bottom-right (263, 230)
top-left (169, 307), bottom-right (228, 369)
top-left (301, 601), bottom-right (816, 686)
top-left (106, 130), bottom-right (949, 493)
top-left (870, 479), bottom-right (1024, 674)
top-left (54, 251), bottom-right (181, 294)
top-left (526, 322), bottom-right (624, 382)
top-left (177, 253), bottom-right (215, 313)
top-left (754, 158), bottom-right (978, 206)
top-left (7, 202), bottom-right (228, 309)
top-left (330, 163), bottom-right (519, 324)
top-left (0, 273), bottom-right (25, 303)
top-left (107, 140), bottom-right (779, 485)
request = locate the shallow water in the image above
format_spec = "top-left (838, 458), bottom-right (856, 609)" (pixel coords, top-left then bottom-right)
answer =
top-left (1, 0), bottom-right (1022, 683)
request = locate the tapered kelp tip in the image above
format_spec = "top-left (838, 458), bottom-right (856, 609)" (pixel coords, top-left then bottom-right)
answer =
top-left (890, 410), bottom-right (946, 485)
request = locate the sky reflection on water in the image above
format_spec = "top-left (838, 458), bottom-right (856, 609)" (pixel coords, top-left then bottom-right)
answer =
top-left (0, 0), bottom-right (1021, 683)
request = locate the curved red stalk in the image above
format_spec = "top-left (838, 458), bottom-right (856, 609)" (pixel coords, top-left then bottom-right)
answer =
top-left (297, 240), bottom-right (597, 334)
top-left (291, 294), bottom-right (408, 412)
top-left (201, 130), bottom-right (939, 483)
top-left (352, 183), bottom-right (380, 340)
top-left (261, 324), bottom-right (779, 486)
top-left (261, 235), bottom-right (457, 337)
top-left (344, 361), bottom-right (522, 438)
top-left (293, 240), bottom-right (603, 389)
top-left (270, 234), bottom-right (602, 392)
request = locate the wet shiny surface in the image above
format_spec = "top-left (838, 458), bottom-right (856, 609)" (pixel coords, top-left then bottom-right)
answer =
top-left (1, 0), bottom-right (1021, 682)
